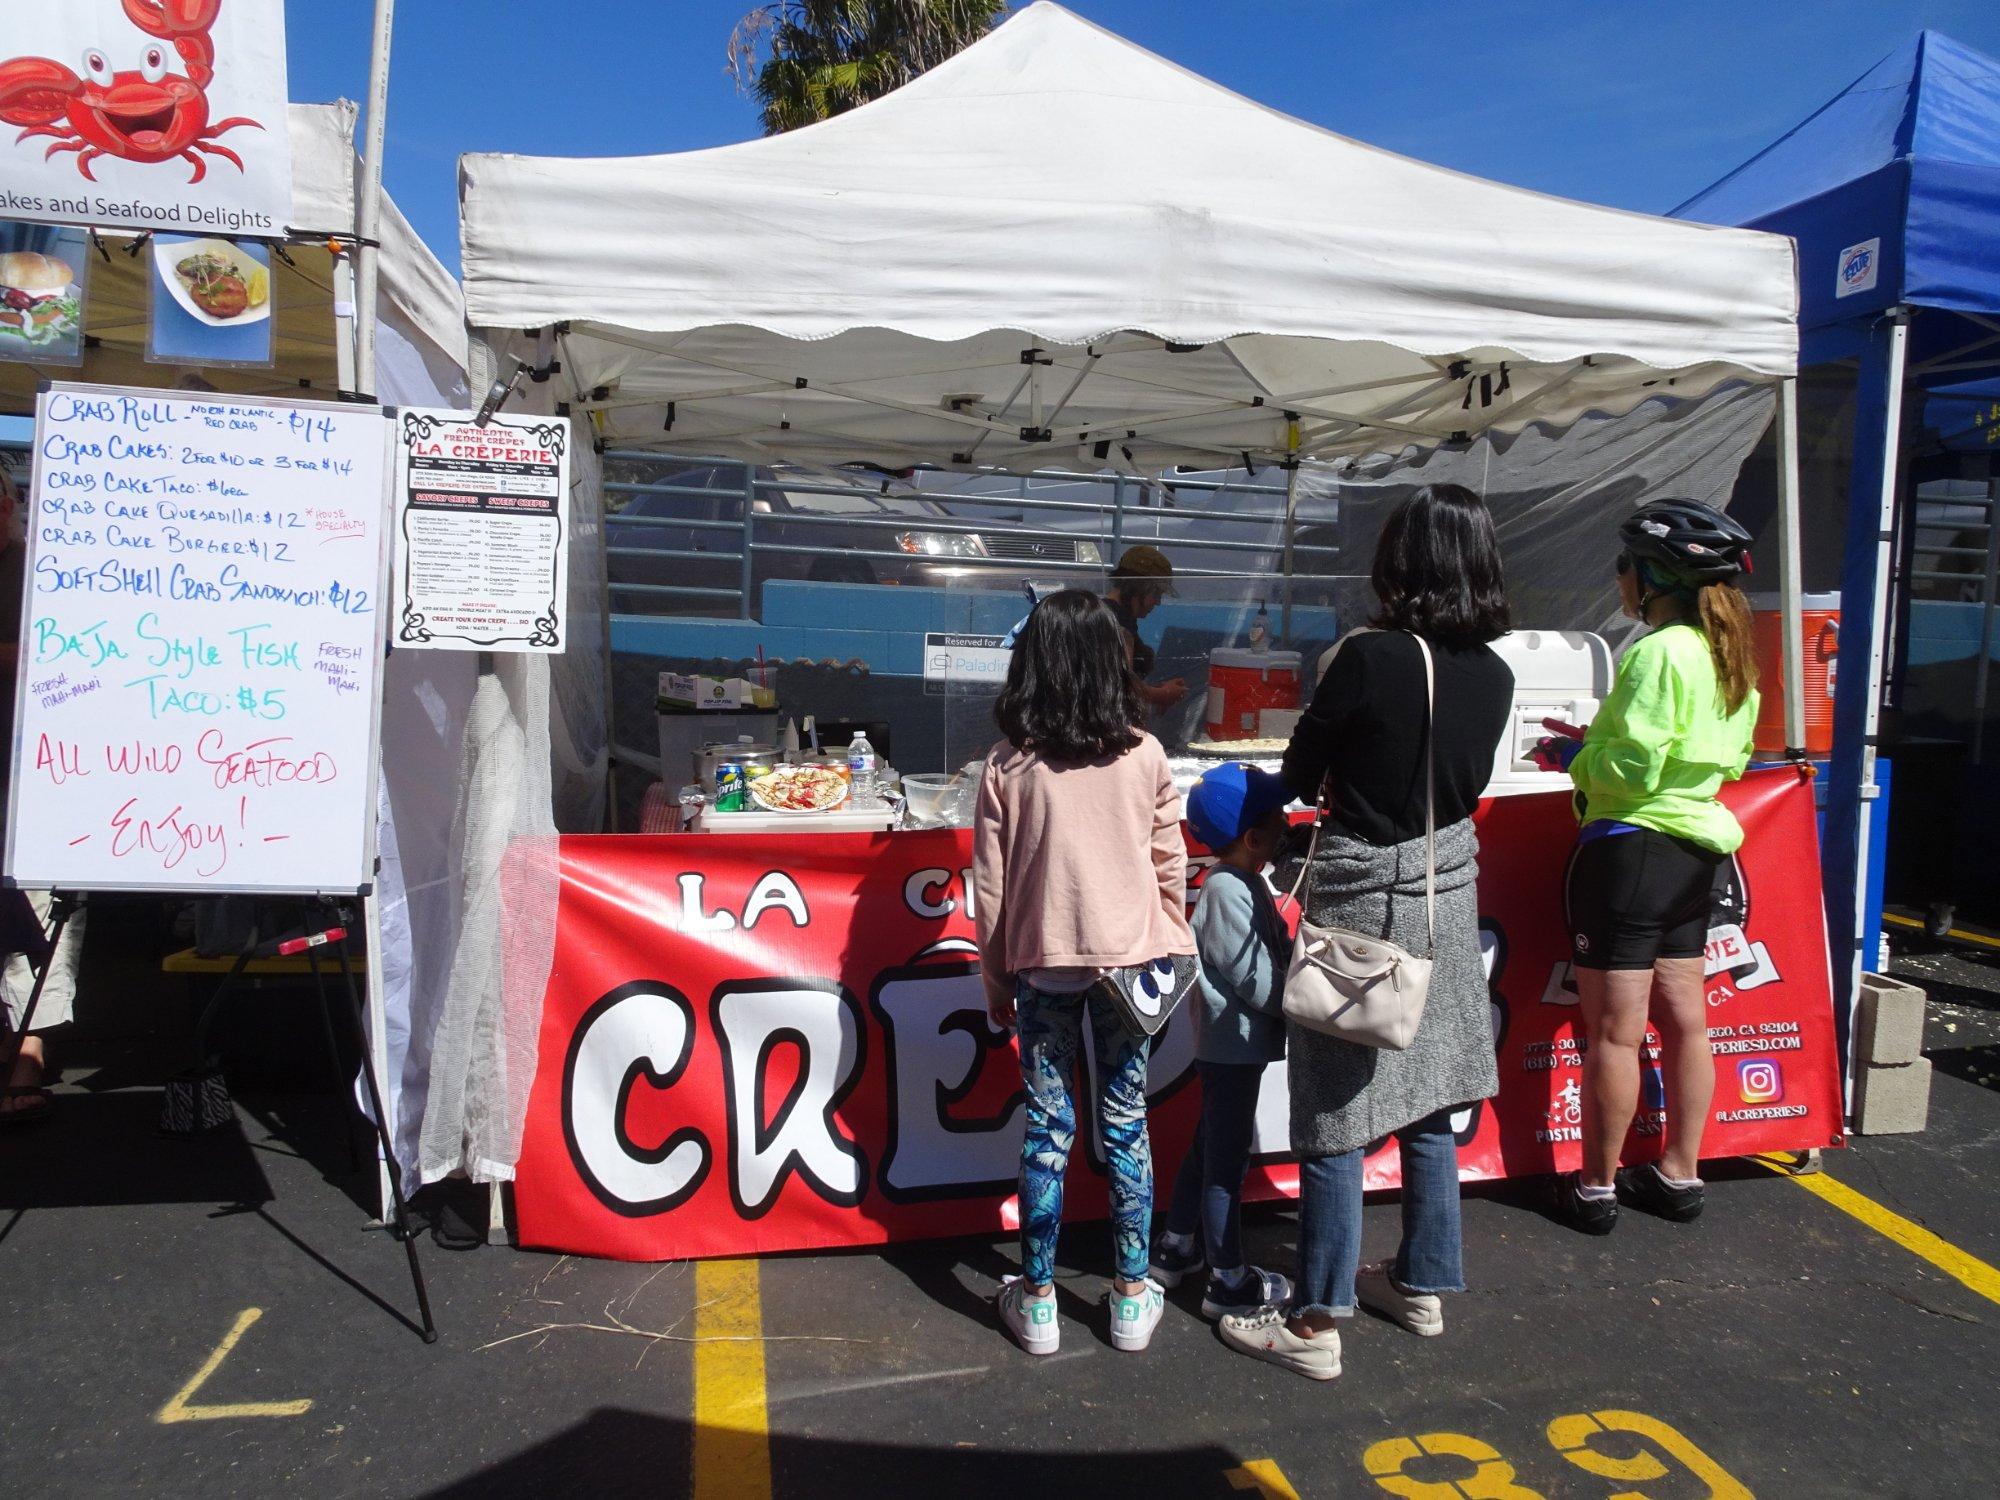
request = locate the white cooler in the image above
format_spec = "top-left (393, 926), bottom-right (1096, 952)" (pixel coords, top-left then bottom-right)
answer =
top-left (1486, 629), bottom-right (1614, 795)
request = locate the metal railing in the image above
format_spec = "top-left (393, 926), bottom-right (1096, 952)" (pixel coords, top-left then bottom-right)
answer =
top-left (1905, 481), bottom-right (1998, 761)
top-left (602, 452), bottom-right (1337, 620)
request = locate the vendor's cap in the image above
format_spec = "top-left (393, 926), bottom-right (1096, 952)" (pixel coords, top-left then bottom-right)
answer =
top-left (1112, 544), bottom-right (1175, 590)
top-left (1187, 763), bottom-right (1292, 851)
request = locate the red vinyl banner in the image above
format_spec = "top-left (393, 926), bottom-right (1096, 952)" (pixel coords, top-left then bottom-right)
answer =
top-left (513, 768), bottom-right (1843, 1261)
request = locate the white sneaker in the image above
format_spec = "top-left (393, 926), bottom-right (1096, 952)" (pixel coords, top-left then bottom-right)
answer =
top-left (1356, 1261), bottom-right (1444, 1337)
top-left (997, 1275), bottom-right (1059, 1356)
top-left (1217, 1306), bottom-right (1343, 1380)
top-left (1107, 1278), bottom-right (1166, 1352)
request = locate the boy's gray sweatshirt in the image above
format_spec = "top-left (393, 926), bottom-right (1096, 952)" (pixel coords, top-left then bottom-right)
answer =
top-left (1191, 865), bottom-right (1287, 1065)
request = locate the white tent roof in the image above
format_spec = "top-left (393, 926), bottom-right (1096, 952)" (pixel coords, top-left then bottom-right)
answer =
top-left (458, 1), bottom-right (1796, 470)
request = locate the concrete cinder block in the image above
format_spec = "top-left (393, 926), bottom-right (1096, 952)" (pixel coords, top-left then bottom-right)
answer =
top-left (1856, 974), bottom-right (1928, 1066)
top-left (1852, 1056), bottom-right (1932, 1136)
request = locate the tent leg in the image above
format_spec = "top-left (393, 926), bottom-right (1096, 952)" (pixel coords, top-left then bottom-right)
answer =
top-left (1280, 462), bottom-right (1299, 642)
top-left (333, 914), bottom-right (438, 1344)
top-left (361, 892), bottom-right (396, 1223)
top-left (1774, 378), bottom-right (1808, 753)
top-left (1824, 311), bottom-right (1908, 1107)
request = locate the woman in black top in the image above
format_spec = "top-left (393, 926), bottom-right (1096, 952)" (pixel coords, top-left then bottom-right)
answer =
top-left (1220, 483), bottom-right (1514, 1381)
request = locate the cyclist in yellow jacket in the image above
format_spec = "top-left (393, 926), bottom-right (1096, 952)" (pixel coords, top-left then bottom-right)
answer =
top-left (1552, 499), bottom-right (1759, 1234)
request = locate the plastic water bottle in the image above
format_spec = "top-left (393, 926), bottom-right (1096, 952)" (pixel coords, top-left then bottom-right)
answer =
top-left (1249, 601), bottom-right (1271, 653)
top-left (847, 731), bottom-right (879, 807)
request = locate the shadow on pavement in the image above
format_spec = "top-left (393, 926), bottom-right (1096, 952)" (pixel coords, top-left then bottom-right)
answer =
top-left (420, 1407), bottom-right (1247, 1500)
top-left (0, 1089), bottom-right (273, 1208)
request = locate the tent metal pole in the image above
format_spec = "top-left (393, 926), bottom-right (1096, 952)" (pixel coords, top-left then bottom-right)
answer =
top-left (1280, 416), bottom-right (1301, 642)
top-left (353, 0), bottom-right (396, 1221)
top-left (1824, 311), bottom-right (1908, 1106)
top-left (1858, 320), bottom-right (1907, 796)
top-left (333, 255), bottom-right (358, 396)
top-left (1774, 377), bottom-right (1808, 752)
top-left (353, 0), bottom-right (395, 398)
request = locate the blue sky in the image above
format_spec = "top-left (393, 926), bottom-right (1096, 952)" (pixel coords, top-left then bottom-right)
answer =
top-left (285, 1), bottom-right (2000, 275)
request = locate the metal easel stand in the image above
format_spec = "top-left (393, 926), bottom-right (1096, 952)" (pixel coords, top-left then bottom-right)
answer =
top-left (0, 890), bottom-right (79, 1089)
top-left (313, 898), bottom-right (438, 1343)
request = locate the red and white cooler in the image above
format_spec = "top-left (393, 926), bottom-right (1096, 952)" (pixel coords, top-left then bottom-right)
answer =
top-left (1204, 648), bottom-right (1302, 740)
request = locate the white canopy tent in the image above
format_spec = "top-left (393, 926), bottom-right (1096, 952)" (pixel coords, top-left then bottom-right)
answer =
top-left (462, 1), bottom-right (1796, 476)
top-left (450, 4), bottom-right (1826, 1182)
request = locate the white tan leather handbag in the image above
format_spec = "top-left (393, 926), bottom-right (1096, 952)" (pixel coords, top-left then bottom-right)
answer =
top-left (1281, 634), bottom-right (1436, 1050)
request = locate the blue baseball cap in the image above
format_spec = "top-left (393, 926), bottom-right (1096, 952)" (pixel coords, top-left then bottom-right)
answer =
top-left (1187, 763), bottom-right (1292, 851)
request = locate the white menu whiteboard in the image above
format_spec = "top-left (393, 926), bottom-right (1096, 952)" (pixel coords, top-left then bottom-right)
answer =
top-left (5, 384), bottom-right (393, 895)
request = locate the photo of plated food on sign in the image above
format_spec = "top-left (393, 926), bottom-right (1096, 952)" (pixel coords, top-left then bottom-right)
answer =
top-left (154, 236), bottom-right (271, 325)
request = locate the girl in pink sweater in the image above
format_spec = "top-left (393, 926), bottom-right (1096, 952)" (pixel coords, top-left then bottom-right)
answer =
top-left (973, 589), bottom-right (1196, 1357)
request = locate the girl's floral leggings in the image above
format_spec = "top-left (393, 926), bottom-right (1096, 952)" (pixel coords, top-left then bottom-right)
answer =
top-left (1014, 981), bottom-right (1153, 1286)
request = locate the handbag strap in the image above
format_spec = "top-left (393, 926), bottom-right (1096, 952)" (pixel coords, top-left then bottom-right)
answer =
top-left (1414, 633), bottom-right (1436, 949)
top-left (1286, 632), bottom-right (1437, 950)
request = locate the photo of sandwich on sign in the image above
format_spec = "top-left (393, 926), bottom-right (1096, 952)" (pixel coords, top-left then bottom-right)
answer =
top-left (0, 228), bottom-right (87, 367)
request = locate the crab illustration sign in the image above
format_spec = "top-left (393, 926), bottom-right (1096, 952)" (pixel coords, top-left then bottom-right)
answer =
top-left (0, 0), bottom-right (291, 236)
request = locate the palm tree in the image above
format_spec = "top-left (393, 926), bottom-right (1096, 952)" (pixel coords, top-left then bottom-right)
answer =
top-left (728, 1), bottom-right (1009, 135)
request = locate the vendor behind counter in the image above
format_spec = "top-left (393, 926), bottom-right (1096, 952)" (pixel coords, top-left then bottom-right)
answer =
top-left (1107, 545), bottom-right (1189, 713)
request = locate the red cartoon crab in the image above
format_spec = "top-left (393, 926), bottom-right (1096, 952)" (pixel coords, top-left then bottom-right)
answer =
top-left (0, 0), bottom-right (263, 184)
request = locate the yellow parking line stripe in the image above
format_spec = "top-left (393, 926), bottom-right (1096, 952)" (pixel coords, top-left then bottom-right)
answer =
top-left (693, 1259), bottom-right (772, 1500)
top-left (1756, 1154), bottom-right (2000, 1305)
top-left (155, 1308), bottom-right (314, 1424)
top-left (1226, 1459), bottom-right (1301, 1498)
top-left (1882, 911), bottom-right (2000, 950)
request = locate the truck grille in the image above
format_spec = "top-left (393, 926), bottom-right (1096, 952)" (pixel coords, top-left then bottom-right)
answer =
top-left (981, 534), bottom-right (1081, 563)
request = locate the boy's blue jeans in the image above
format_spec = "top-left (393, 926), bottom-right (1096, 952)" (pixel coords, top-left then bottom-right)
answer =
top-left (1292, 1106), bottom-right (1466, 1318)
top-left (1015, 983), bottom-right (1152, 1287)
top-left (1163, 1060), bottom-right (1266, 1272)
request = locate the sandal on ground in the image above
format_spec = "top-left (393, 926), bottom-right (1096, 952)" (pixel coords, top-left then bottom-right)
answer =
top-left (0, 1083), bottom-right (55, 1128)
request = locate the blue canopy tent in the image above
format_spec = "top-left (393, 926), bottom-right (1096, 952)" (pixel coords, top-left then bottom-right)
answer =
top-left (1677, 31), bottom-right (2000, 1085)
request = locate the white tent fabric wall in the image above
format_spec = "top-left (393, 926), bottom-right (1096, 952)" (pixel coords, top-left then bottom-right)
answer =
top-left (370, 316), bottom-right (478, 1192)
top-left (403, 384), bottom-right (604, 1192)
top-left (553, 437), bottom-right (610, 835)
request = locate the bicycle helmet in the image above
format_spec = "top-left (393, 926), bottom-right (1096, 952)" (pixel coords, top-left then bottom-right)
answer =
top-left (1617, 498), bottom-right (1752, 588)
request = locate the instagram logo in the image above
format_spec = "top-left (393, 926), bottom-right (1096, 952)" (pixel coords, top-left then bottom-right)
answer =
top-left (1737, 1058), bottom-right (1784, 1104)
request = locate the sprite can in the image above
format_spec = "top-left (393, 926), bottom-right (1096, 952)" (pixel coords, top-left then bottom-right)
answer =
top-left (715, 762), bottom-right (747, 812)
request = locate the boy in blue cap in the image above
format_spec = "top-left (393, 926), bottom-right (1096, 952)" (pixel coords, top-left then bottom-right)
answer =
top-left (1152, 763), bottom-right (1295, 1319)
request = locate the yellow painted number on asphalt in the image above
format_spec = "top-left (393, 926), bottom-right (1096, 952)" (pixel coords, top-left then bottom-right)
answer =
top-left (1363, 1431), bottom-right (1546, 1500)
top-left (1545, 1410), bottom-right (1752, 1499)
top-left (155, 1308), bottom-right (313, 1425)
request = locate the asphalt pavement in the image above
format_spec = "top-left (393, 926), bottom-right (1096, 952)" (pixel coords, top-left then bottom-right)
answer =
top-left (3, 938), bottom-right (1997, 1498)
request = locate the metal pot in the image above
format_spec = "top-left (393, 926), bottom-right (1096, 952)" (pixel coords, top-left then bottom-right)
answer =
top-left (693, 741), bottom-right (781, 795)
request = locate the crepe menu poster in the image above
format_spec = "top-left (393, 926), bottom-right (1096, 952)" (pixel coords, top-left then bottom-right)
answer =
top-left (393, 410), bottom-right (571, 654)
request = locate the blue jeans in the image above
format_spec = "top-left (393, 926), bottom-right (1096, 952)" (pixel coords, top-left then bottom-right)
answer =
top-left (1015, 982), bottom-right (1153, 1286)
top-left (1292, 1106), bottom-right (1465, 1318)
top-left (1163, 1060), bottom-right (1266, 1272)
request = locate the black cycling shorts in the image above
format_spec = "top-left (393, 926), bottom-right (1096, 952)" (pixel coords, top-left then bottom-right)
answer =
top-left (1563, 825), bottom-right (1728, 971)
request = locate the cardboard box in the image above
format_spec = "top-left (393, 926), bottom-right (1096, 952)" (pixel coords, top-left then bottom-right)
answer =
top-left (658, 672), bottom-right (777, 712)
